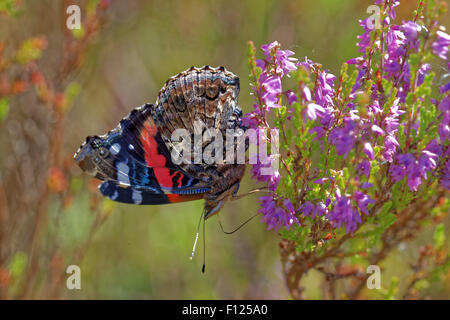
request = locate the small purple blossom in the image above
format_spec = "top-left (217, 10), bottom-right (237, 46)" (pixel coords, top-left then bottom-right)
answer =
top-left (260, 73), bottom-right (282, 109)
top-left (285, 90), bottom-right (297, 105)
top-left (250, 153), bottom-right (280, 191)
top-left (258, 196), bottom-right (300, 231)
top-left (363, 142), bottom-right (374, 160)
top-left (400, 21), bottom-right (421, 44)
top-left (298, 201), bottom-right (315, 216)
top-left (328, 118), bottom-right (356, 157)
top-left (327, 190), bottom-right (362, 234)
top-left (356, 160), bottom-right (371, 178)
top-left (353, 191), bottom-right (375, 215)
top-left (306, 103), bottom-right (325, 121)
top-left (260, 41), bottom-right (298, 76)
top-left (390, 143), bottom-right (439, 192)
top-left (431, 30), bottom-right (450, 60)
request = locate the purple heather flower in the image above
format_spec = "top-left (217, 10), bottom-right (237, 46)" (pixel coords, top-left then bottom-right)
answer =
top-left (351, 64), bottom-right (368, 93)
top-left (249, 151), bottom-right (280, 192)
top-left (315, 71), bottom-right (336, 108)
top-left (306, 103), bottom-right (325, 121)
top-left (387, 1), bottom-right (400, 20)
top-left (312, 202), bottom-right (328, 218)
top-left (303, 86), bottom-right (312, 102)
top-left (390, 153), bottom-right (415, 182)
top-left (438, 96), bottom-right (450, 142)
top-left (242, 104), bottom-right (263, 128)
top-left (432, 30), bottom-right (450, 60)
top-left (357, 18), bottom-right (372, 54)
top-left (384, 99), bottom-right (405, 133)
top-left (260, 41), bottom-right (298, 76)
top-left (360, 182), bottom-right (374, 189)
top-left (368, 100), bottom-right (383, 115)
top-left (298, 201), bottom-right (315, 217)
top-left (283, 198), bottom-right (301, 227)
top-left (417, 64), bottom-right (431, 86)
top-left (440, 82), bottom-right (450, 94)
top-left (261, 41), bottom-right (280, 59)
top-left (418, 150), bottom-right (438, 179)
top-left (356, 160), bottom-right (371, 178)
top-left (384, 27), bottom-right (407, 79)
top-left (260, 73), bottom-right (282, 109)
top-left (309, 126), bottom-right (326, 140)
top-left (439, 95), bottom-right (450, 113)
top-left (372, 124), bottom-right (385, 135)
top-left (297, 57), bottom-right (314, 72)
top-left (382, 134), bottom-right (399, 162)
top-left (258, 196), bottom-right (299, 231)
top-left (347, 57), bottom-right (364, 65)
top-left (250, 155), bottom-right (280, 192)
top-left (285, 90), bottom-right (297, 105)
top-left (363, 142), bottom-right (375, 160)
top-left (400, 21), bottom-right (422, 44)
top-left (313, 177), bottom-right (330, 184)
top-left (390, 145), bottom-right (439, 192)
top-left (438, 121), bottom-right (450, 143)
top-left (353, 191), bottom-right (374, 215)
top-left (328, 118), bottom-right (356, 157)
top-left (327, 190), bottom-right (361, 234)
top-left (274, 49), bottom-right (298, 76)
top-left (441, 158), bottom-right (450, 190)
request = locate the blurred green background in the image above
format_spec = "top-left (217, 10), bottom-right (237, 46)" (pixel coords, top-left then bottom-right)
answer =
top-left (0, 0), bottom-right (448, 299)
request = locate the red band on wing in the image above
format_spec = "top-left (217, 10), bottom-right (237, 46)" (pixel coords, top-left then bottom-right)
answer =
top-left (167, 194), bottom-right (203, 203)
top-left (139, 122), bottom-right (184, 188)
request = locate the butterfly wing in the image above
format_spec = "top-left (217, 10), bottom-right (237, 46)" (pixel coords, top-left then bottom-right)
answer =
top-left (99, 181), bottom-right (207, 205)
top-left (74, 103), bottom-right (212, 202)
top-left (74, 66), bottom-right (247, 212)
top-left (151, 66), bottom-right (244, 180)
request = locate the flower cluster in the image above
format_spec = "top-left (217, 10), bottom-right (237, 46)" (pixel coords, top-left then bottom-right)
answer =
top-left (243, 41), bottom-right (301, 231)
top-left (246, 0), bottom-right (449, 237)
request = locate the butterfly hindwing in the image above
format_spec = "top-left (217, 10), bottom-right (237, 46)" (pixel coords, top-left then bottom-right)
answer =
top-left (74, 104), bottom-right (212, 197)
top-left (152, 66), bottom-right (243, 180)
top-left (99, 181), bottom-right (206, 205)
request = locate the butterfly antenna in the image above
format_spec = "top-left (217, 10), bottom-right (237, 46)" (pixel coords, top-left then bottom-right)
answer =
top-left (190, 209), bottom-right (204, 260)
top-left (231, 187), bottom-right (269, 201)
top-left (217, 212), bottom-right (259, 234)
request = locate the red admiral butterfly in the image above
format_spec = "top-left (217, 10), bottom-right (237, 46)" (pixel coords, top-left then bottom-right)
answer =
top-left (74, 66), bottom-right (247, 220)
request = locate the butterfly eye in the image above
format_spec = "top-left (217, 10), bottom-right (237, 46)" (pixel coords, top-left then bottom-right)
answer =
top-left (98, 147), bottom-right (109, 158)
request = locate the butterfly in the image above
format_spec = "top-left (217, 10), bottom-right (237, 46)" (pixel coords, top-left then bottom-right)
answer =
top-left (74, 66), bottom-right (248, 220)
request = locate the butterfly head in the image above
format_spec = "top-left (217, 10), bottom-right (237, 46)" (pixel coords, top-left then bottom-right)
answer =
top-left (74, 135), bottom-right (116, 180)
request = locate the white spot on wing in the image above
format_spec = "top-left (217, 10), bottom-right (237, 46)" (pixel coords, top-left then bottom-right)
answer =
top-left (110, 143), bottom-right (121, 155)
top-left (117, 162), bottom-right (130, 186)
top-left (132, 190), bottom-right (142, 204)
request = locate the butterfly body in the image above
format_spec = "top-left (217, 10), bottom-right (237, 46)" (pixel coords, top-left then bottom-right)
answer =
top-left (74, 66), bottom-right (247, 219)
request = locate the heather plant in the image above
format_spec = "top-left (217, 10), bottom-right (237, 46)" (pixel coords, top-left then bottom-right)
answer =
top-left (0, 0), bottom-right (448, 301)
top-left (245, 0), bottom-right (449, 299)
top-left (0, 0), bottom-right (111, 299)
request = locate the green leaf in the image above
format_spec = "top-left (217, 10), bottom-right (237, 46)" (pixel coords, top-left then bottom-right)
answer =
top-left (0, 98), bottom-right (9, 121)
top-left (8, 251), bottom-right (28, 280)
top-left (434, 223), bottom-right (445, 250)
